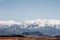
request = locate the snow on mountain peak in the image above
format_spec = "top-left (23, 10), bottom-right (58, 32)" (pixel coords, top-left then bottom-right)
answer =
top-left (0, 19), bottom-right (60, 28)
top-left (0, 20), bottom-right (20, 25)
top-left (0, 19), bottom-right (60, 36)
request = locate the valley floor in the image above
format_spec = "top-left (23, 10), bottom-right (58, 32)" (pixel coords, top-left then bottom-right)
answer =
top-left (0, 37), bottom-right (60, 40)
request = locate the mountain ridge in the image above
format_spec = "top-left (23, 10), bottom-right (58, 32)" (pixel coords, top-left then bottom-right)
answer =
top-left (0, 19), bottom-right (60, 36)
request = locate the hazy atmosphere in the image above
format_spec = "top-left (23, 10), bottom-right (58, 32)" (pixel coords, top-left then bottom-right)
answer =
top-left (0, 0), bottom-right (60, 40)
top-left (0, 0), bottom-right (60, 21)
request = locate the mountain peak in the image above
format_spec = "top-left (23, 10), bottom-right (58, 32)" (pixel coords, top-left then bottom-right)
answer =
top-left (0, 19), bottom-right (60, 36)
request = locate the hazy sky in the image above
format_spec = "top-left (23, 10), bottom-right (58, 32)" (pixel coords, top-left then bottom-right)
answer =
top-left (0, 0), bottom-right (60, 21)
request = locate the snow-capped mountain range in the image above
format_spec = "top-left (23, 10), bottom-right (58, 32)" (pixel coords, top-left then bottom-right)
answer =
top-left (0, 19), bottom-right (60, 37)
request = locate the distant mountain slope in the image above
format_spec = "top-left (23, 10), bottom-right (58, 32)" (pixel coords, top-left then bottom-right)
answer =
top-left (22, 31), bottom-right (43, 37)
top-left (0, 19), bottom-right (60, 37)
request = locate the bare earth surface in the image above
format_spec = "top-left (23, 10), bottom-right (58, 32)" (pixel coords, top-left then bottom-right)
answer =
top-left (0, 37), bottom-right (60, 40)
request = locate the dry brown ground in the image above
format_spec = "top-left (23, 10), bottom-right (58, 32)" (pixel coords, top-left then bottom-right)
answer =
top-left (0, 37), bottom-right (60, 40)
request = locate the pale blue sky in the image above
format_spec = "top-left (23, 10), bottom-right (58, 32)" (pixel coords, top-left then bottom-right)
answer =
top-left (0, 0), bottom-right (60, 21)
